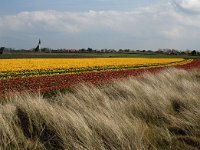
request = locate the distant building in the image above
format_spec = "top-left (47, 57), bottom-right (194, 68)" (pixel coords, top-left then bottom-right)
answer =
top-left (35, 39), bottom-right (41, 52)
top-left (0, 47), bottom-right (5, 54)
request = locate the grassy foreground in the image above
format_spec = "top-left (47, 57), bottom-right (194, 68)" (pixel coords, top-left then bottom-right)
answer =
top-left (1, 68), bottom-right (200, 149)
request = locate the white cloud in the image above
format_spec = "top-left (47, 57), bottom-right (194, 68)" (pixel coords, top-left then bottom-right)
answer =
top-left (161, 27), bottom-right (184, 40)
top-left (1, 2), bottom-right (200, 49)
top-left (179, 0), bottom-right (200, 11)
top-left (0, 10), bottom-right (137, 34)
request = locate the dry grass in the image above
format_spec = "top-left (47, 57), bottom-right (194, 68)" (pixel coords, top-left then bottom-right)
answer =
top-left (1, 68), bottom-right (200, 150)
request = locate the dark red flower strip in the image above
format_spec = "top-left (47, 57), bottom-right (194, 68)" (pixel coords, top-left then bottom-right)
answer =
top-left (0, 59), bottom-right (200, 95)
top-left (175, 59), bottom-right (200, 70)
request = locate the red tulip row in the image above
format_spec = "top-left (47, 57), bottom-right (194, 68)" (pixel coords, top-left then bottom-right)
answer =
top-left (0, 59), bottom-right (200, 95)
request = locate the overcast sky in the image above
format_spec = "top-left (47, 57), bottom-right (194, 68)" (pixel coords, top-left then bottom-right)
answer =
top-left (0, 0), bottom-right (200, 50)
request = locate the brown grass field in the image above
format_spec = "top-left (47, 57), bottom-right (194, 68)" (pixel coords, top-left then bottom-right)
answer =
top-left (1, 68), bottom-right (200, 149)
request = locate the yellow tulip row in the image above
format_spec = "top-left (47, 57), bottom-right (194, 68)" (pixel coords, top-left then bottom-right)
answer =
top-left (0, 58), bottom-right (188, 79)
top-left (0, 58), bottom-right (184, 72)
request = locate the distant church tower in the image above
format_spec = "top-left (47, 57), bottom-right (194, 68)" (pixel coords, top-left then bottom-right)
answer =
top-left (35, 39), bottom-right (41, 52)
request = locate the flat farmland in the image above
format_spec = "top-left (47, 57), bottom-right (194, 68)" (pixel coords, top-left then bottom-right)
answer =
top-left (1, 52), bottom-right (200, 59)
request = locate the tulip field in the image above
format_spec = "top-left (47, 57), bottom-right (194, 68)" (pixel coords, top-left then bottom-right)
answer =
top-left (0, 57), bottom-right (199, 95)
top-left (0, 58), bottom-right (187, 78)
